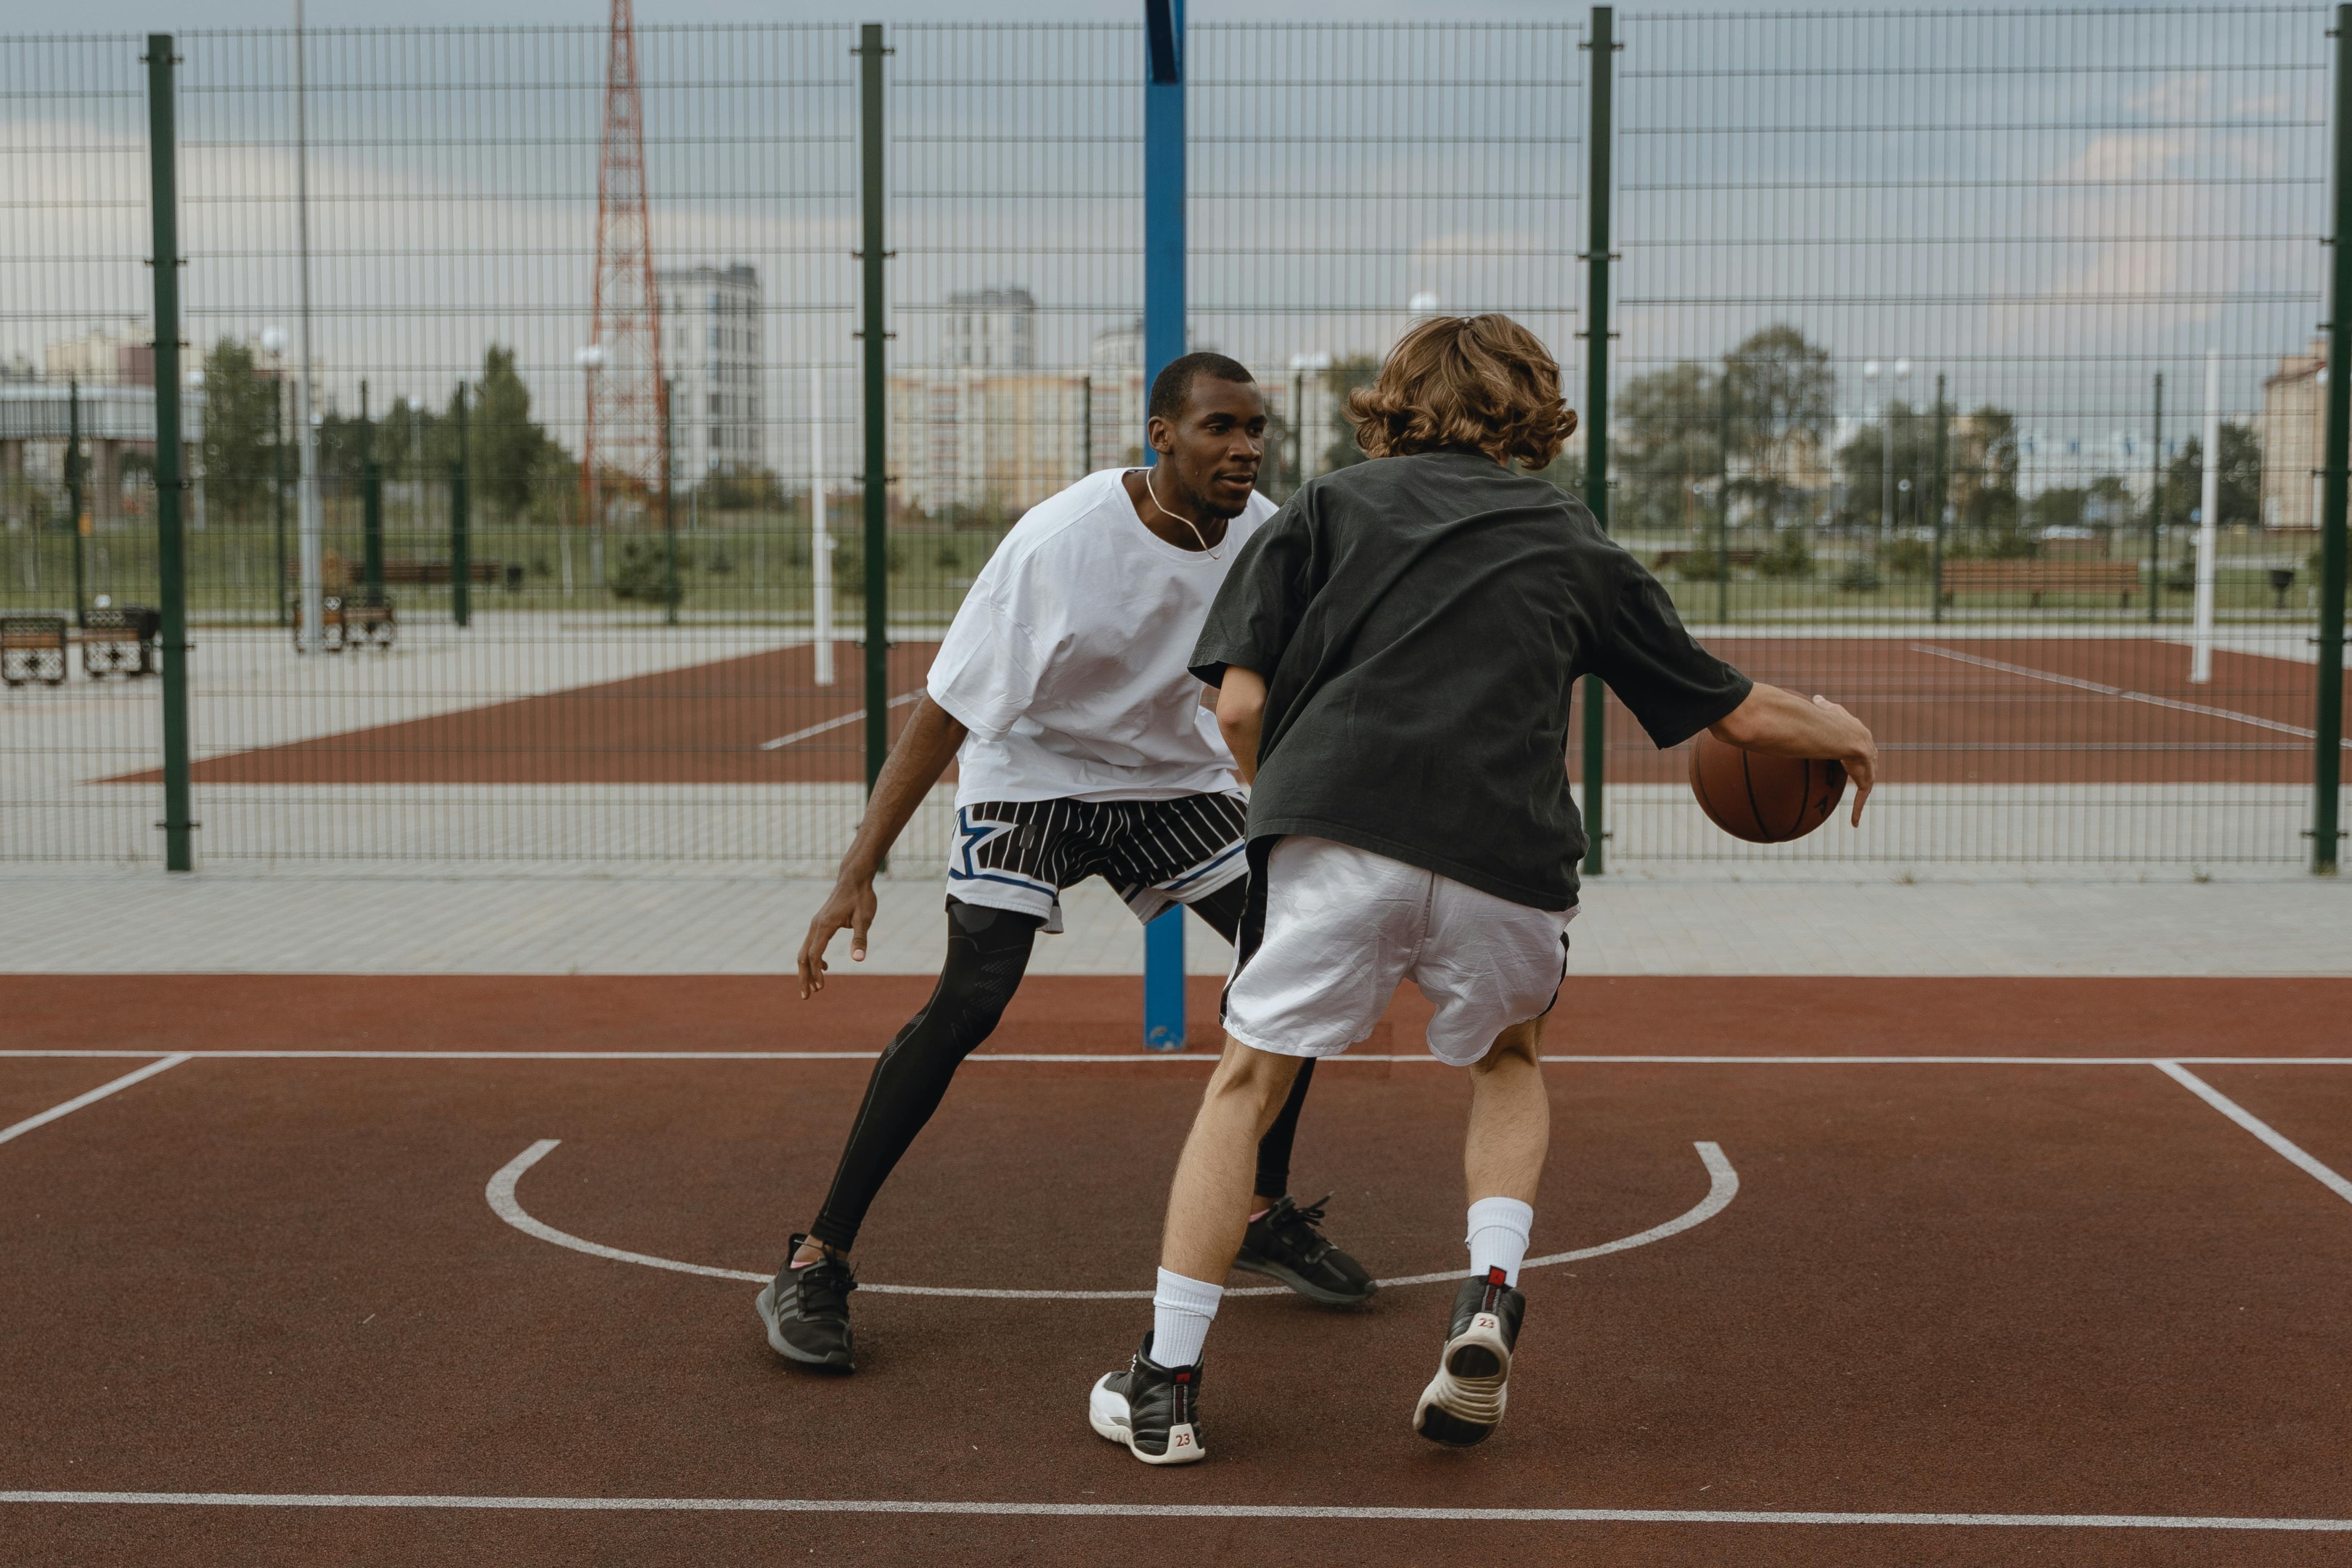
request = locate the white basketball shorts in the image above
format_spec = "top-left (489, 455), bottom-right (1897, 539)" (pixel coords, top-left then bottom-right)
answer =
top-left (1222, 836), bottom-right (1577, 1068)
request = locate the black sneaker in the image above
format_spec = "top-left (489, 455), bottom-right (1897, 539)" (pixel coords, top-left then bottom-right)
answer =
top-left (1233, 1193), bottom-right (1376, 1307)
top-left (1088, 1334), bottom-right (1206, 1466)
top-left (754, 1234), bottom-right (857, 1373)
top-left (1413, 1267), bottom-right (1525, 1447)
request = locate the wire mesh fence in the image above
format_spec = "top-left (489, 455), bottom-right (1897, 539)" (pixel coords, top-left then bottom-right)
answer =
top-left (0, 11), bottom-right (2342, 872)
top-left (1596, 6), bottom-right (2335, 865)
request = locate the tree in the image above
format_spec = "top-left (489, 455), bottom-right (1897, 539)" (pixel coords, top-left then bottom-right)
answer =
top-left (472, 346), bottom-right (564, 521)
top-left (1320, 354), bottom-right (1380, 473)
top-left (2163, 421), bottom-right (2261, 530)
top-left (1834, 396), bottom-right (1944, 532)
top-left (1951, 404), bottom-right (2023, 549)
top-left (1615, 361), bottom-right (1720, 534)
top-left (1721, 325), bottom-right (1834, 531)
top-left (199, 338), bottom-right (282, 522)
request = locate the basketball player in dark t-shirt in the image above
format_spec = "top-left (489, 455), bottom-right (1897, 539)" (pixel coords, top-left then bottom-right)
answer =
top-left (1086, 314), bottom-right (1879, 1466)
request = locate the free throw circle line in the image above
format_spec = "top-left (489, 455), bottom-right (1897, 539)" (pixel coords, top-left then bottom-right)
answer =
top-left (485, 1138), bottom-right (1736, 1299)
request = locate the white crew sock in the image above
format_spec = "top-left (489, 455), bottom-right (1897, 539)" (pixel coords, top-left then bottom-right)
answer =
top-left (1151, 1267), bottom-right (1222, 1369)
top-left (1465, 1196), bottom-right (1535, 1287)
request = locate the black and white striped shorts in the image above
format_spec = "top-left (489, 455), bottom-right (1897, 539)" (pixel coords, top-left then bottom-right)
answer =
top-left (944, 793), bottom-right (1250, 932)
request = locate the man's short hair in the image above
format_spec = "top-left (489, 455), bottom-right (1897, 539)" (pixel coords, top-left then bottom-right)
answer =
top-left (1148, 351), bottom-right (1256, 425)
top-left (1344, 314), bottom-right (1576, 470)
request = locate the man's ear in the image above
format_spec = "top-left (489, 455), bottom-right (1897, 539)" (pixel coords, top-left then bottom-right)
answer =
top-left (1146, 413), bottom-right (1175, 456)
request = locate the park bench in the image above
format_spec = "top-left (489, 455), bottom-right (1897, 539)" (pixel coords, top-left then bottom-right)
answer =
top-left (77, 603), bottom-right (160, 679)
top-left (1, 613), bottom-right (68, 687)
top-left (1939, 558), bottom-right (2141, 608)
top-left (291, 589), bottom-right (398, 653)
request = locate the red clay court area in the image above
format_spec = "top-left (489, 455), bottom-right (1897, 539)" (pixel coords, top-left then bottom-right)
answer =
top-left (4, 974), bottom-right (2352, 1564)
top-left (128, 634), bottom-right (2330, 788)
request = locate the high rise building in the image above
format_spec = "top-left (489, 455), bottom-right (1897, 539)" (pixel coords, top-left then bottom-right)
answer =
top-left (944, 287), bottom-right (1037, 370)
top-left (2260, 338), bottom-right (2326, 532)
top-left (659, 263), bottom-right (765, 477)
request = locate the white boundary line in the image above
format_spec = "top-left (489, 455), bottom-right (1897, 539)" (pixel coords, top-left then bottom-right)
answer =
top-left (2155, 1061), bottom-right (2352, 1206)
top-left (758, 689), bottom-right (921, 751)
top-left (0, 1054), bottom-right (190, 1148)
top-left (485, 1138), bottom-right (1737, 1299)
top-left (1913, 643), bottom-right (2350, 746)
top-left (5, 1050), bottom-right (2352, 1066)
top-left (1, 1491), bottom-right (2345, 1530)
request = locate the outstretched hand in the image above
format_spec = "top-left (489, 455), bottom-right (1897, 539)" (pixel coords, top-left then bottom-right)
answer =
top-left (1812, 693), bottom-right (1877, 825)
top-left (798, 875), bottom-right (878, 999)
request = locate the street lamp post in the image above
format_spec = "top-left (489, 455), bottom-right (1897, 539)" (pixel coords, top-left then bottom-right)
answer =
top-left (575, 343), bottom-right (605, 591)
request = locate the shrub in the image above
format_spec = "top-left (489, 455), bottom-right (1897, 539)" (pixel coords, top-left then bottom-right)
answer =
top-left (608, 535), bottom-right (694, 603)
top-left (1755, 531), bottom-right (1814, 579)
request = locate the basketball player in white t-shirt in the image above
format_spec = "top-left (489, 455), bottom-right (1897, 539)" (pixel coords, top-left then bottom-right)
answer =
top-left (756, 354), bottom-right (1374, 1373)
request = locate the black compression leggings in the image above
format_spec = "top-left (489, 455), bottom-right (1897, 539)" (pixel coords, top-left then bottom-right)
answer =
top-left (807, 879), bottom-right (1317, 1254)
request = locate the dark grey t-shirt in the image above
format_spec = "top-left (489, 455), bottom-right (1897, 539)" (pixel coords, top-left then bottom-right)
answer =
top-left (1190, 449), bottom-right (1751, 910)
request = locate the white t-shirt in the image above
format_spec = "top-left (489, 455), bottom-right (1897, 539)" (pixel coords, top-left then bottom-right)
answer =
top-left (928, 468), bottom-right (1275, 805)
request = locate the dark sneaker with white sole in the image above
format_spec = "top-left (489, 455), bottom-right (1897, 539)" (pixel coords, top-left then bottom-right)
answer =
top-left (754, 1233), bottom-right (857, 1373)
top-left (1413, 1267), bottom-right (1525, 1447)
top-left (1233, 1193), bottom-right (1376, 1307)
top-left (1089, 1334), bottom-right (1206, 1466)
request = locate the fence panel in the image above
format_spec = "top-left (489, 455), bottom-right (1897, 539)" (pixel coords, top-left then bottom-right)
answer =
top-left (1, 14), bottom-right (2336, 872)
top-left (1606, 7), bottom-right (2332, 865)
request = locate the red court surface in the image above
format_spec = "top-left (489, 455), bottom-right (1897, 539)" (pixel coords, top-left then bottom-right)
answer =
top-left (123, 634), bottom-right (2322, 788)
top-left (4, 975), bottom-right (2352, 1564)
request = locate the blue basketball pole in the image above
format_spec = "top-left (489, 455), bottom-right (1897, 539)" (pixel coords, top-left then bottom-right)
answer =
top-left (1141, 0), bottom-right (1188, 1051)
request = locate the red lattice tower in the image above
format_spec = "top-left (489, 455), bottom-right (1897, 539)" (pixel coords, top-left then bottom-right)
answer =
top-left (583, 0), bottom-right (664, 524)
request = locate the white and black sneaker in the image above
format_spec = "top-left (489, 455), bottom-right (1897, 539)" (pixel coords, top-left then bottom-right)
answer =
top-left (1413, 1267), bottom-right (1524, 1447)
top-left (1089, 1334), bottom-right (1206, 1466)
top-left (754, 1233), bottom-right (857, 1373)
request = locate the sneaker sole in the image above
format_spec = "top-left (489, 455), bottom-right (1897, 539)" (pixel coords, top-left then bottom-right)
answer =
top-left (1089, 1373), bottom-right (1206, 1466)
top-left (1412, 1314), bottom-right (1513, 1447)
top-left (1230, 1253), bottom-right (1379, 1308)
top-left (754, 1282), bottom-right (854, 1373)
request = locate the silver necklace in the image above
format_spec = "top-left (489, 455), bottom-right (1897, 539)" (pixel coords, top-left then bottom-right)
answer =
top-left (1143, 466), bottom-right (1222, 559)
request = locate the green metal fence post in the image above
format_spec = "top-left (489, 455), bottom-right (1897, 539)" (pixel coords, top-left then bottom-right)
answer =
top-left (271, 377), bottom-right (287, 626)
top-left (858, 23), bottom-right (891, 794)
top-left (2313, 4), bottom-right (2351, 873)
top-left (147, 33), bottom-right (193, 873)
top-left (362, 459), bottom-right (384, 597)
top-left (2148, 372), bottom-right (2164, 624)
top-left (68, 378), bottom-right (87, 628)
top-left (1930, 372), bottom-right (1947, 624)
top-left (661, 375), bottom-right (679, 626)
top-left (1580, 5), bottom-right (1614, 878)
top-left (449, 383), bottom-right (470, 628)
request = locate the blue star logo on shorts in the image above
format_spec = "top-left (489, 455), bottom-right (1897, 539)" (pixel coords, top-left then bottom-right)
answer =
top-left (953, 810), bottom-right (1013, 878)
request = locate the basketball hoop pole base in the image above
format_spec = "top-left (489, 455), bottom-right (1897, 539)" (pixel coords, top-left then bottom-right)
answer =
top-left (1143, 908), bottom-right (1188, 1053)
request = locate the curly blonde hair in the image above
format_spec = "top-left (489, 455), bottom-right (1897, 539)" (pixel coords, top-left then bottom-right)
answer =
top-left (1343, 313), bottom-right (1577, 470)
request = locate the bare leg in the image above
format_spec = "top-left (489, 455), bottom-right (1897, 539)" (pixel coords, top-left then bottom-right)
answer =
top-left (1463, 1018), bottom-right (1548, 1206)
top-left (1160, 1034), bottom-right (1305, 1283)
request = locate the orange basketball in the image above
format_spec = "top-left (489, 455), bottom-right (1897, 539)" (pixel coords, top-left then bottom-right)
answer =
top-left (1689, 730), bottom-right (1847, 844)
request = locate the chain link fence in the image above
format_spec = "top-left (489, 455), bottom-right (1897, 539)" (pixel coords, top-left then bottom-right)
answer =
top-left (1, 10), bottom-right (2340, 872)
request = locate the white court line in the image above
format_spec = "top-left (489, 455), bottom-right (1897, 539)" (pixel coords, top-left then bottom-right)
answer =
top-left (8, 1050), bottom-right (2352, 1066)
top-left (485, 1138), bottom-right (1736, 1299)
top-left (1, 1491), bottom-right (2345, 1530)
top-left (2155, 1061), bottom-right (2352, 1207)
top-left (1912, 643), bottom-right (2348, 746)
top-left (758, 690), bottom-right (921, 751)
top-left (0, 1054), bottom-right (190, 1148)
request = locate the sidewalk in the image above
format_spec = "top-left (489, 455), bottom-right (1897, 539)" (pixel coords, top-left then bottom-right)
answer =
top-left (3, 866), bottom-right (2344, 977)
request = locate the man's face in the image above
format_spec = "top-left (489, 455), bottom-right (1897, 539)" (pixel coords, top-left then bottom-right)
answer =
top-left (1153, 377), bottom-right (1267, 520)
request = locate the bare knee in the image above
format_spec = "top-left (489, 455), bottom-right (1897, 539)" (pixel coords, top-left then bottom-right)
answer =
top-left (1205, 1034), bottom-right (1304, 1132)
top-left (1469, 1018), bottom-right (1544, 1077)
